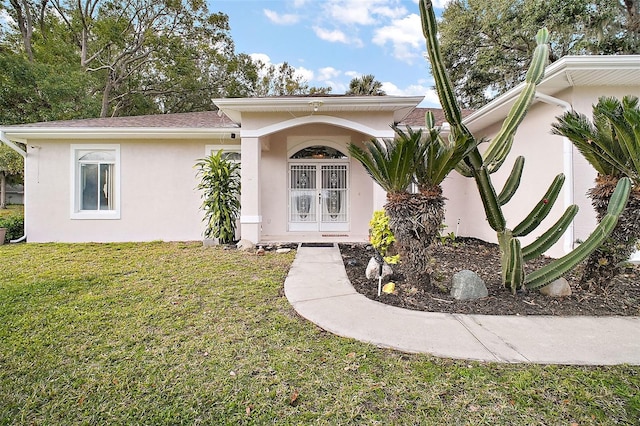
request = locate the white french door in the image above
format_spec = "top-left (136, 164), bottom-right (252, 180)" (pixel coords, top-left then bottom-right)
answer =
top-left (288, 163), bottom-right (349, 232)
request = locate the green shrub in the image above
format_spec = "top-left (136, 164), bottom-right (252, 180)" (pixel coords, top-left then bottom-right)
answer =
top-left (369, 210), bottom-right (400, 264)
top-left (0, 214), bottom-right (24, 243)
top-left (195, 151), bottom-right (241, 244)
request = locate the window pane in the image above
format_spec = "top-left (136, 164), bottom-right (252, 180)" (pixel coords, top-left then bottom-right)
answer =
top-left (99, 164), bottom-right (113, 210)
top-left (290, 146), bottom-right (347, 159)
top-left (221, 152), bottom-right (241, 162)
top-left (81, 164), bottom-right (99, 210)
top-left (79, 151), bottom-right (115, 162)
top-left (80, 162), bottom-right (114, 211)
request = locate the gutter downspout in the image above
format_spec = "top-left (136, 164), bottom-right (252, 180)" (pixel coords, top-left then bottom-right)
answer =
top-left (0, 131), bottom-right (27, 243)
top-left (534, 93), bottom-right (574, 254)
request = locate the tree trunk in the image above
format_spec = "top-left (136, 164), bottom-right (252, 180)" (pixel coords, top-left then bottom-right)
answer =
top-left (0, 171), bottom-right (7, 209)
top-left (384, 192), bottom-right (445, 289)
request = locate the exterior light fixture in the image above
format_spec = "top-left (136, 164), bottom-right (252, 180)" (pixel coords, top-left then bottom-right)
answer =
top-left (309, 100), bottom-right (323, 112)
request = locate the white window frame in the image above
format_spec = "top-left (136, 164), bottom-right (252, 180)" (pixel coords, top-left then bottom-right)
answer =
top-left (70, 144), bottom-right (121, 220)
top-left (205, 144), bottom-right (241, 164)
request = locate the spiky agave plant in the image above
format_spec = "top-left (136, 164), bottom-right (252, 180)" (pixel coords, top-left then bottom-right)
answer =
top-left (552, 95), bottom-right (640, 288)
top-left (419, 0), bottom-right (631, 293)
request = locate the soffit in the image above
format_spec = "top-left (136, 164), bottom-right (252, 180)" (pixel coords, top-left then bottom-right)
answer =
top-left (213, 96), bottom-right (425, 124)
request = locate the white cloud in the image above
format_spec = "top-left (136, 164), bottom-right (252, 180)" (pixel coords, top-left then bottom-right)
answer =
top-left (317, 67), bottom-right (341, 81)
top-left (372, 13), bottom-right (423, 63)
top-left (409, 0), bottom-right (451, 7)
top-left (381, 81), bottom-right (440, 107)
top-left (296, 66), bottom-right (315, 81)
top-left (344, 70), bottom-right (360, 79)
top-left (263, 9), bottom-right (300, 25)
top-left (313, 26), bottom-right (363, 47)
top-left (323, 0), bottom-right (407, 25)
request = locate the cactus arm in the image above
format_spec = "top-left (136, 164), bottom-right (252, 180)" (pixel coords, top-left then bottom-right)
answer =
top-left (481, 28), bottom-right (549, 173)
top-left (506, 238), bottom-right (524, 294)
top-left (522, 205), bottom-right (579, 261)
top-left (420, 0), bottom-right (463, 128)
top-left (497, 156), bottom-right (525, 205)
top-left (512, 174), bottom-right (565, 237)
top-left (524, 177), bottom-right (631, 290)
top-left (475, 167), bottom-right (506, 231)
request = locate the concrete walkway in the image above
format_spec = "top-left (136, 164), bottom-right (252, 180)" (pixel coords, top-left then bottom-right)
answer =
top-left (284, 244), bottom-right (640, 365)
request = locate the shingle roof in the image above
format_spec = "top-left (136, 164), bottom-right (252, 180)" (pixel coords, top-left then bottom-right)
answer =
top-left (3, 111), bottom-right (238, 129)
top-left (399, 107), bottom-right (475, 127)
top-left (2, 107), bottom-right (472, 131)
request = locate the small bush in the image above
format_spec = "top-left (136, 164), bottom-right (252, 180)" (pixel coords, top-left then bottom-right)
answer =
top-left (0, 214), bottom-right (24, 243)
top-left (369, 210), bottom-right (399, 264)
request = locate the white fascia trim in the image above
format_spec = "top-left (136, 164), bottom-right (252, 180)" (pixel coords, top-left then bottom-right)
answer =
top-left (241, 115), bottom-right (395, 139)
top-left (0, 128), bottom-right (236, 140)
top-left (0, 131), bottom-right (27, 157)
top-left (240, 215), bottom-right (262, 224)
top-left (463, 55), bottom-right (640, 129)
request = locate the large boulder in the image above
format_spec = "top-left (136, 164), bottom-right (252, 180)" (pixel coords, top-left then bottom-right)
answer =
top-left (365, 257), bottom-right (393, 280)
top-left (236, 239), bottom-right (255, 252)
top-left (539, 278), bottom-right (572, 297)
top-left (451, 270), bottom-right (488, 300)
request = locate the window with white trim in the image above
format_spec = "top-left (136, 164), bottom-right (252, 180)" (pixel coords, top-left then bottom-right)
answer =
top-left (71, 145), bottom-right (120, 219)
top-left (205, 144), bottom-right (241, 163)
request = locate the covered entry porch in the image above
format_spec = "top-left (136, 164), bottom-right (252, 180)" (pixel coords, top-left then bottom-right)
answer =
top-left (213, 96), bottom-right (424, 244)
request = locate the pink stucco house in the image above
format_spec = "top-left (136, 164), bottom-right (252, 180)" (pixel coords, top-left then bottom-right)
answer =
top-left (1, 55), bottom-right (638, 258)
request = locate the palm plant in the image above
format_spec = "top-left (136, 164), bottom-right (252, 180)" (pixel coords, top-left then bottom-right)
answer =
top-left (195, 150), bottom-right (241, 244)
top-left (552, 95), bottom-right (640, 287)
top-left (346, 74), bottom-right (386, 96)
top-left (349, 117), bottom-right (474, 286)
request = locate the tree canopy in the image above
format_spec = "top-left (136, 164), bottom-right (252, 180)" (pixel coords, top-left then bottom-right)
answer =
top-left (0, 0), bottom-right (326, 123)
top-left (346, 74), bottom-right (386, 96)
top-left (438, 0), bottom-right (640, 108)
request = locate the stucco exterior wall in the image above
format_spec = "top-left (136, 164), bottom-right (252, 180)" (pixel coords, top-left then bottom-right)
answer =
top-left (24, 139), bottom-right (214, 242)
top-left (443, 100), bottom-right (570, 258)
top-left (443, 84), bottom-right (640, 258)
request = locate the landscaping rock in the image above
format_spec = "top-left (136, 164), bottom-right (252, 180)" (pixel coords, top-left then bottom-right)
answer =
top-left (236, 239), bottom-right (255, 252)
top-left (539, 278), bottom-right (572, 297)
top-left (365, 257), bottom-right (393, 280)
top-left (276, 248), bottom-right (291, 254)
top-left (451, 270), bottom-right (488, 300)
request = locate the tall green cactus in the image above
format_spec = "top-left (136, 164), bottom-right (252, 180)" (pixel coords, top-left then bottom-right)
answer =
top-left (419, 0), bottom-right (631, 293)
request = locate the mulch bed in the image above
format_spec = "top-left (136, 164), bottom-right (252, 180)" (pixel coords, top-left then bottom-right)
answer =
top-left (339, 237), bottom-right (640, 316)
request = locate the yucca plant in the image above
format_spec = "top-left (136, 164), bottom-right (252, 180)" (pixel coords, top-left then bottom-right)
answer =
top-left (552, 96), bottom-right (640, 288)
top-left (420, 0), bottom-right (631, 293)
top-left (349, 119), bottom-right (474, 286)
top-left (195, 150), bottom-right (241, 244)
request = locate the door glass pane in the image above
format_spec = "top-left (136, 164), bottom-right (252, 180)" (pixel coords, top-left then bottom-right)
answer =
top-left (290, 165), bottom-right (316, 222)
top-left (321, 165), bottom-right (348, 222)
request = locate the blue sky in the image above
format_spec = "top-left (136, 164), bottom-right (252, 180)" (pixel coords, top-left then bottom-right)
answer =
top-left (211, 0), bottom-right (450, 107)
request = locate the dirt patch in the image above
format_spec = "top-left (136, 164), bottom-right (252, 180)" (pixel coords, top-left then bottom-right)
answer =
top-left (339, 238), bottom-right (640, 316)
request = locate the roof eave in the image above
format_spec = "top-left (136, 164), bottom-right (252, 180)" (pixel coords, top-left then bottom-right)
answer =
top-left (0, 127), bottom-right (238, 141)
top-left (462, 55), bottom-right (640, 130)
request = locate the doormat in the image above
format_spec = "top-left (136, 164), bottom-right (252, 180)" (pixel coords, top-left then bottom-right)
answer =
top-left (300, 243), bottom-right (335, 248)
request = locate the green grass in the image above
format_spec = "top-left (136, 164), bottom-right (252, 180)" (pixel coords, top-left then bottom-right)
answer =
top-left (1, 242), bottom-right (638, 425)
top-left (0, 204), bottom-right (22, 219)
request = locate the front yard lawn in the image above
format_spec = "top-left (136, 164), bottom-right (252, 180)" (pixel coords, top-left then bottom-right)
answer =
top-left (1, 242), bottom-right (638, 424)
